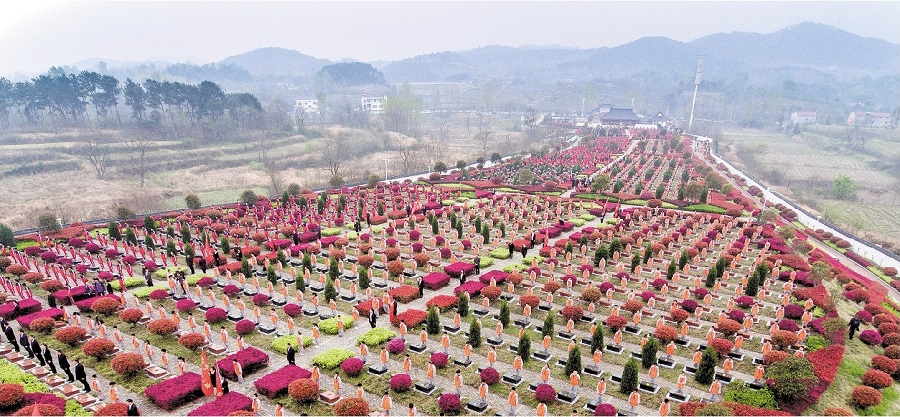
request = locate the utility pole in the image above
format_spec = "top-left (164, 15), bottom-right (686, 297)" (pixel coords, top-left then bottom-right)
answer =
top-left (688, 56), bottom-right (704, 130)
top-left (382, 158), bottom-right (390, 182)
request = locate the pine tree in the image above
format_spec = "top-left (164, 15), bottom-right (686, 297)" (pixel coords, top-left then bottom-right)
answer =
top-left (431, 218), bottom-right (439, 234)
top-left (302, 252), bottom-right (312, 274)
top-left (594, 245), bottom-right (609, 266)
top-left (643, 244), bottom-right (652, 264)
top-left (715, 257), bottom-right (727, 278)
top-left (219, 237), bottom-right (230, 256)
top-left (458, 292), bottom-right (469, 317)
top-left (426, 306), bottom-right (441, 335)
top-left (276, 249), bottom-right (286, 267)
top-left (358, 267), bottom-right (370, 290)
top-left (499, 222), bottom-right (506, 238)
top-left (124, 228), bottom-right (137, 245)
top-left (542, 314), bottom-right (555, 339)
top-left (323, 277), bottom-right (337, 303)
top-left (518, 332), bottom-right (531, 363)
top-left (620, 358), bottom-right (640, 394)
top-left (456, 223), bottom-right (463, 239)
top-left (144, 235), bottom-right (155, 250)
top-left (631, 251), bottom-right (641, 272)
top-left (695, 346), bottom-right (718, 385)
top-left (296, 270), bottom-right (306, 293)
top-left (590, 326), bottom-right (605, 354)
top-left (481, 223), bottom-right (490, 243)
top-left (666, 259), bottom-right (677, 280)
top-left (241, 258), bottom-right (252, 279)
top-left (679, 249), bottom-right (689, 270)
top-left (474, 217), bottom-right (482, 232)
top-left (468, 317), bottom-right (482, 348)
top-left (499, 300), bottom-right (510, 327)
top-left (267, 266), bottom-right (278, 286)
top-left (744, 270), bottom-right (759, 297)
top-left (705, 266), bottom-right (717, 288)
top-left (564, 345), bottom-right (583, 376)
top-left (610, 239), bottom-right (623, 256)
top-left (107, 221), bottom-right (121, 240)
top-left (181, 226), bottom-right (191, 244)
top-left (328, 257), bottom-right (340, 280)
top-left (641, 337), bottom-right (659, 369)
top-left (144, 216), bottom-right (155, 233)
top-left (166, 240), bottom-right (177, 257)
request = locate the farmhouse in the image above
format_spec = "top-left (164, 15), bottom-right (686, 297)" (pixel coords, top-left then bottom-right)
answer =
top-left (293, 99), bottom-right (319, 114)
top-left (361, 94), bottom-right (387, 114)
top-left (790, 111), bottom-right (816, 125)
top-left (847, 111), bottom-right (894, 128)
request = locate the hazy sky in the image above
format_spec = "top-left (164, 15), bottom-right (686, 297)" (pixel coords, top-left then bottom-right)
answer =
top-left (2, 1), bottom-right (899, 77)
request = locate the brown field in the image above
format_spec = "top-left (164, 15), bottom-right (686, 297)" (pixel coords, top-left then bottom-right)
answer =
top-left (718, 126), bottom-right (900, 252)
top-left (0, 112), bottom-right (541, 232)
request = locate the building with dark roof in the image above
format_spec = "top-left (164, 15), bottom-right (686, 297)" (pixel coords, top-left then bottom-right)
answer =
top-left (599, 108), bottom-right (640, 126)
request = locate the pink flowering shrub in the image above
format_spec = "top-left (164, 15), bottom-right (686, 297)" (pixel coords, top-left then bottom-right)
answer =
top-left (340, 357), bottom-right (364, 376)
top-left (205, 307), bottom-right (227, 323)
top-left (389, 373), bottom-right (412, 392)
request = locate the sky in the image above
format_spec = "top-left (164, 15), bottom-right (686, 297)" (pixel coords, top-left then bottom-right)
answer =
top-left (1, 1), bottom-right (899, 77)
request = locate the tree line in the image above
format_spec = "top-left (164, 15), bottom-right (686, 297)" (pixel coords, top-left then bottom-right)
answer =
top-left (0, 68), bottom-right (264, 138)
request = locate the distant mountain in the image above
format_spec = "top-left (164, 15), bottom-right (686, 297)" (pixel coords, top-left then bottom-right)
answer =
top-left (381, 22), bottom-right (898, 82)
top-left (219, 47), bottom-right (332, 77)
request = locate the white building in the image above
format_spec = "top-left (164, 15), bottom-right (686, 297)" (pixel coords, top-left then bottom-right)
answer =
top-left (790, 111), bottom-right (817, 125)
top-left (293, 99), bottom-right (319, 113)
top-left (360, 94), bottom-right (387, 114)
top-left (848, 111), bottom-right (894, 128)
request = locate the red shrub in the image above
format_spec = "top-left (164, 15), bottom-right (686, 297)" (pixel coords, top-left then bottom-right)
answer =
top-left (341, 357), bottom-right (364, 376)
top-left (148, 318), bottom-right (178, 336)
top-left (519, 295), bottom-right (540, 309)
top-left (716, 318), bottom-right (741, 336)
top-left (390, 309), bottom-right (427, 328)
top-left (883, 333), bottom-right (900, 347)
top-left (12, 404), bottom-right (62, 416)
top-left (53, 326), bottom-right (87, 346)
top-left (850, 385), bottom-right (882, 408)
top-left (333, 398), bottom-right (369, 416)
top-left (91, 297), bottom-right (121, 315)
top-left (561, 305), bottom-right (584, 321)
top-left (581, 286), bottom-right (602, 302)
top-left (654, 326), bottom-right (678, 343)
top-left (425, 295), bottom-right (458, 311)
top-left (111, 352), bottom-right (146, 376)
top-left (671, 308), bottom-right (690, 323)
top-left (709, 338), bottom-right (733, 358)
top-left (861, 369), bottom-right (893, 388)
top-left (622, 299), bottom-right (644, 313)
top-left (29, 317), bottom-right (57, 334)
top-left (480, 367), bottom-right (500, 384)
top-left (872, 313), bottom-right (897, 328)
top-left (607, 315), bottom-right (628, 331)
top-left (288, 378), bottom-right (319, 403)
top-left (205, 307), bottom-right (227, 323)
top-left (542, 281), bottom-right (561, 294)
top-left (0, 383), bottom-right (24, 408)
top-left (884, 345), bottom-right (900, 359)
top-left (534, 383), bottom-right (557, 404)
top-left (178, 333), bottom-right (206, 351)
top-left (119, 308), bottom-right (144, 325)
top-left (92, 403), bottom-right (129, 416)
top-left (40, 280), bottom-right (65, 293)
top-left (822, 407), bottom-right (853, 416)
top-left (770, 330), bottom-right (798, 350)
top-left (878, 322), bottom-right (900, 336)
top-left (481, 285), bottom-right (502, 301)
top-left (5, 264), bottom-right (28, 276)
top-left (763, 351), bottom-right (789, 366)
top-left (430, 352), bottom-right (449, 368)
top-left (82, 338), bottom-right (115, 359)
top-left (389, 373), bottom-right (412, 392)
top-left (235, 319), bottom-right (256, 335)
top-left (388, 285), bottom-right (420, 303)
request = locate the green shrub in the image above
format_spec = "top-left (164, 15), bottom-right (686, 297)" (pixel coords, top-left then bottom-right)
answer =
top-left (185, 194), bottom-right (202, 210)
top-left (722, 381), bottom-right (778, 409)
top-left (0, 223), bottom-right (14, 247)
top-left (0, 358), bottom-right (50, 393)
top-left (620, 358), bottom-right (639, 394)
top-left (271, 335), bottom-right (314, 354)
top-left (503, 264), bottom-right (524, 273)
top-left (318, 315), bottom-right (354, 335)
top-left (805, 335), bottom-right (827, 352)
top-left (426, 306), bottom-right (441, 335)
top-left (765, 356), bottom-right (817, 401)
top-left (522, 255), bottom-right (545, 265)
top-left (321, 227), bottom-right (342, 237)
top-left (152, 266), bottom-right (189, 279)
top-left (478, 257), bottom-right (494, 268)
top-left (132, 286), bottom-right (168, 299)
top-left (108, 277), bottom-right (147, 291)
top-left (695, 346), bottom-right (718, 385)
top-left (489, 248), bottom-right (510, 259)
top-left (468, 317), bottom-right (482, 348)
top-left (311, 348), bottom-right (355, 370)
top-left (570, 218), bottom-right (585, 227)
top-left (357, 328), bottom-right (397, 347)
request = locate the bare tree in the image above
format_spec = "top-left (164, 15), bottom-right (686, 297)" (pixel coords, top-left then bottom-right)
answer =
top-left (397, 143), bottom-right (421, 173)
top-left (322, 130), bottom-right (348, 179)
top-left (77, 138), bottom-right (112, 179)
top-left (122, 132), bottom-right (153, 188)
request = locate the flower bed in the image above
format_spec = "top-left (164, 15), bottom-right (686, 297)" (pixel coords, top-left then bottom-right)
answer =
top-left (388, 285), bottom-right (421, 303)
top-left (390, 309), bottom-right (428, 328)
top-left (454, 281), bottom-right (485, 297)
top-left (15, 308), bottom-right (62, 328)
top-left (422, 273), bottom-right (451, 290)
top-left (357, 328), bottom-right (397, 347)
top-left (216, 347), bottom-right (270, 381)
top-left (479, 270), bottom-right (508, 285)
top-left (319, 316), bottom-right (354, 335)
top-left (425, 295), bottom-right (459, 311)
top-left (778, 344), bottom-right (844, 414)
top-left (0, 299), bottom-right (42, 320)
top-left (443, 262), bottom-right (475, 278)
top-left (270, 335), bottom-right (313, 354)
top-left (74, 295), bottom-right (119, 312)
top-left (187, 392), bottom-right (252, 416)
top-left (253, 365), bottom-right (311, 399)
top-left (311, 348), bottom-right (355, 370)
top-left (144, 372), bottom-right (203, 411)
